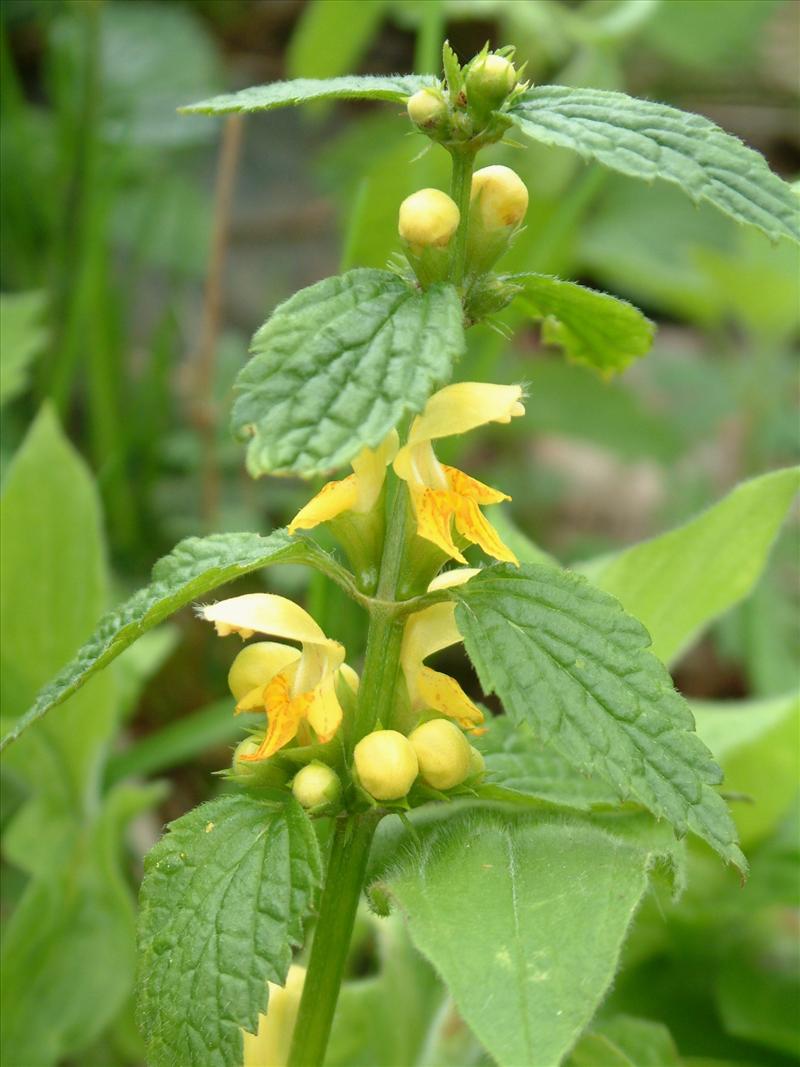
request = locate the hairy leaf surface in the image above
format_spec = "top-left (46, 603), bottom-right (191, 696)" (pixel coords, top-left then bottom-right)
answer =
top-left (379, 810), bottom-right (678, 1067)
top-left (507, 86), bottom-right (800, 244)
top-left (452, 565), bottom-right (745, 870)
top-left (233, 269), bottom-right (464, 477)
top-left (509, 272), bottom-right (655, 374)
top-left (582, 467), bottom-right (800, 664)
top-left (181, 74), bottom-right (434, 115)
top-left (138, 795), bottom-right (322, 1067)
top-left (0, 530), bottom-right (317, 751)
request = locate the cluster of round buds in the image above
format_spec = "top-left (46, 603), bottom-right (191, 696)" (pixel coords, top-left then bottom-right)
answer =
top-left (353, 721), bottom-right (485, 803)
top-left (406, 47), bottom-right (521, 147)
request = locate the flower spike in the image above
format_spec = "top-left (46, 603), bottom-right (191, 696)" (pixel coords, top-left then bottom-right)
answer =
top-left (393, 382), bottom-right (525, 564)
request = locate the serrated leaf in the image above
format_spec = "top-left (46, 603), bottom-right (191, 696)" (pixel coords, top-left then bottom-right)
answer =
top-left (137, 795), bottom-right (322, 1067)
top-left (0, 530), bottom-right (317, 752)
top-left (452, 565), bottom-right (746, 871)
top-left (581, 467), bottom-right (800, 665)
top-left (507, 86), bottom-right (800, 244)
top-left (474, 715), bottom-right (619, 810)
top-left (378, 809), bottom-right (678, 1067)
top-left (180, 74), bottom-right (434, 115)
top-left (508, 272), bottom-right (655, 374)
top-left (233, 270), bottom-right (465, 477)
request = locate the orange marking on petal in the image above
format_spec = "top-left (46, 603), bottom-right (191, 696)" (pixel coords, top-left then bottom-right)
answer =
top-left (239, 672), bottom-right (306, 760)
top-left (444, 465), bottom-right (509, 506)
top-left (417, 666), bottom-right (484, 729)
top-left (414, 488), bottom-right (466, 562)
top-left (453, 496), bottom-right (518, 564)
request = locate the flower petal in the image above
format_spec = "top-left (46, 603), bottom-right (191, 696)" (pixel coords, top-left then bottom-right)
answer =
top-left (427, 568), bottom-right (481, 591)
top-left (240, 672), bottom-right (309, 760)
top-left (444, 465), bottom-right (509, 506)
top-left (305, 673), bottom-right (344, 744)
top-left (453, 496), bottom-right (518, 564)
top-left (350, 431), bottom-right (399, 512)
top-left (201, 593), bottom-right (328, 646)
top-left (402, 602), bottom-right (463, 672)
top-left (416, 666), bottom-right (484, 729)
top-left (288, 475), bottom-right (359, 534)
top-left (413, 488), bottom-right (467, 563)
top-left (406, 382), bottom-right (524, 448)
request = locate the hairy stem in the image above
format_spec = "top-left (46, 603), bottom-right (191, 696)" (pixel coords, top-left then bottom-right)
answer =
top-left (287, 813), bottom-right (379, 1067)
top-left (448, 147), bottom-right (477, 287)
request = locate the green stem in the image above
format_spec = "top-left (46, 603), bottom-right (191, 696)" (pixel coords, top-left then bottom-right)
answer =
top-left (287, 813), bottom-right (379, 1067)
top-left (448, 148), bottom-right (477, 287)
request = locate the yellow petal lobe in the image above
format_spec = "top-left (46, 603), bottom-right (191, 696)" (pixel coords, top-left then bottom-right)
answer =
top-left (417, 667), bottom-right (485, 729)
top-left (288, 476), bottom-right (358, 534)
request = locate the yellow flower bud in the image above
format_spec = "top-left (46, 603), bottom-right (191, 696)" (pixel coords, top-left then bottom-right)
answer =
top-left (466, 53), bottom-right (517, 113)
top-left (291, 762), bottom-right (342, 810)
top-left (233, 736), bottom-right (263, 774)
top-left (409, 718), bottom-right (472, 790)
top-left (227, 641), bottom-right (300, 702)
top-left (470, 165), bottom-right (528, 230)
top-left (468, 746), bottom-right (486, 778)
top-left (354, 729), bottom-right (419, 801)
top-left (398, 189), bottom-right (460, 250)
top-left (407, 88), bottom-right (448, 130)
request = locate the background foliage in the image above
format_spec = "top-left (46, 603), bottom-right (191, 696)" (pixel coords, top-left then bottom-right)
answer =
top-left (1, 2), bottom-right (798, 1065)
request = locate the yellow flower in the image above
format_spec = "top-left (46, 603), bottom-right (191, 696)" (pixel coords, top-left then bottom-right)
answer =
top-left (393, 382), bottom-right (524, 563)
top-left (288, 432), bottom-right (398, 534)
top-left (243, 965), bottom-right (305, 1067)
top-left (401, 568), bottom-right (484, 731)
top-left (201, 594), bottom-right (355, 760)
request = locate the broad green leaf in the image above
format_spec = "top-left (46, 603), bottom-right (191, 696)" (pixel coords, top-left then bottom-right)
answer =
top-left (137, 795), bottom-right (322, 1067)
top-left (0, 530), bottom-right (319, 752)
top-left (452, 565), bottom-right (746, 870)
top-left (0, 291), bottom-right (46, 405)
top-left (181, 74), bottom-right (434, 115)
top-left (288, 0), bottom-right (386, 82)
top-left (693, 693), bottom-right (800, 847)
top-left (508, 272), bottom-right (655, 374)
top-left (582, 467), bottom-right (800, 665)
top-left (507, 87), bottom-right (800, 244)
top-left (1, 783), bottom-right (162, 1067)
top-left (232, 270), bottom-right (464, 477)
top-left (474, 715), bottom-right (618, 810)
top-left (568, 1015), bottom-right (680, 1067)
top-left (378, 809), bottom-right (678, 1067)
top-left (0, 406), bottom-right (115, 806)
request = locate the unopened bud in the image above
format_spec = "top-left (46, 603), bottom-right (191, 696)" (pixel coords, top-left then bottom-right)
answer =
top-left (407, 88), bottom-right (448, 131)
top-left (354, 729), bottom-right (419, 801)
top-left (233, 736), bottom-right (263, 774)
top-left (292, 762), bottom-right (342, 810)
top-left (228, 641), bottom-right (299, 702)
top-left (398, 189), bottom-right (460, 250)
top-left (466, 54), bottom-right (517, 115)
top-left (470, 165), bottom-right (528, 230)
top-left (409, 719), bottom-right (472, 790)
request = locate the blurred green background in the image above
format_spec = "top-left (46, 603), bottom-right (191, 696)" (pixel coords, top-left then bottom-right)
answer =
top-left (1, 2), bottom-right (798, 1066)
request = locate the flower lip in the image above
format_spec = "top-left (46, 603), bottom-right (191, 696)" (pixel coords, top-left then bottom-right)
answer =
top-left (200, 593), bottom-right (330, 647)
top-left (403, 382), bottom-right (525, 451)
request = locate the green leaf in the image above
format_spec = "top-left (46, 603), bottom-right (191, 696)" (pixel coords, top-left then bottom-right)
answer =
top-left (568, 1015), bottom-right (681, 1067)
top-left (693, 692), bottom-right (800, 847)
top-left (0, 406), bottom-right (115, 804)
top-left (508, 272), bottom-right (655, 374)
top-left (233, 270), bottom-right (464, 477)
top-left (474, 715), bottom-right (619, 810)
top-left (0, 291), bottom-right (46, 406)
top-left (507, 86), bottom-right (800, 244)
top-left (1, 783), bottom-right (162, 1067)
top-left (137, 795), bottom-right (322, 1067)
top-left (452, 565), bottom-right (746, 870)
top-left (180, 74), bottom-right (434, 115)
top-left (582, 467), bottom-right (800, 665)
top-left (377, 809), bottom-right (678, 1067)
top-left (0, 530), bottom-right (316, 753)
